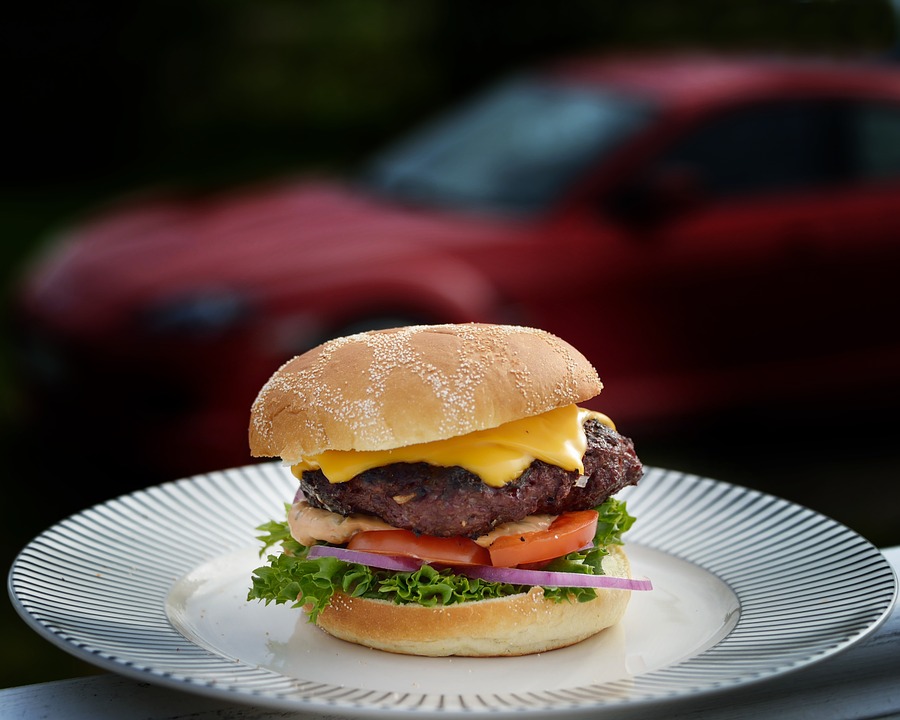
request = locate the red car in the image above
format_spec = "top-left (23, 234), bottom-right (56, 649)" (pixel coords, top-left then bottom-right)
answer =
top-left (12, 54), bottom-right (900, 483)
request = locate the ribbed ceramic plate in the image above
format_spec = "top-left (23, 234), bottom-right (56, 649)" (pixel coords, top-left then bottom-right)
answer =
top-left (8, 465), bottom-right (897, 718)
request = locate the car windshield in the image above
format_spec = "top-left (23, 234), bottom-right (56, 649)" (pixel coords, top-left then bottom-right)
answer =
top-left (360, 77), bottom-right (655, 215)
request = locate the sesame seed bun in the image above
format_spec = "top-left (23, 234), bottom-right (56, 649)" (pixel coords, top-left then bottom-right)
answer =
top-left (249, 323), bottom-right (603, 465)
top-left (311, 545), bottom-right (632, 656)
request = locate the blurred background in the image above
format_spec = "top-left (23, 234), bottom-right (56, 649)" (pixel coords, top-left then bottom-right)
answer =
top-left (3, 0), bottom-right (900, 688)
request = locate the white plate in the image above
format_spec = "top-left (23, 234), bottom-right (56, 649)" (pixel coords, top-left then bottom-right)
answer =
top-left (8, 465), bottom-right (897, 718)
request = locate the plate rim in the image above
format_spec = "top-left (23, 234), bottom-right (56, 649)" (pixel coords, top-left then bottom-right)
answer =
top-left (8, 464), bottom-right (898, 717)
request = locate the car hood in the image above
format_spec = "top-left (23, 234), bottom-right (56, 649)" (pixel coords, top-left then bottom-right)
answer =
top-left (19, 178), bottom-right (515, 332)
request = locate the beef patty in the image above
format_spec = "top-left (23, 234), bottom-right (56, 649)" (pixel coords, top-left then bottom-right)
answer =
top-left (298, 419), bottom-right (643, 538)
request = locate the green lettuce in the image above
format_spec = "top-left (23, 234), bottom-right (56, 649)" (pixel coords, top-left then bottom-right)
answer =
top-left (247, 497), bottom-right (636, 618)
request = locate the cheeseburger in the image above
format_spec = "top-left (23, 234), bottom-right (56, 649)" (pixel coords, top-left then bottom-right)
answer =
top-left (247, 323), bottom-right (647, 656)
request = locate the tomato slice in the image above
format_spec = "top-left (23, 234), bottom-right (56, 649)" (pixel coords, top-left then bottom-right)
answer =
top-left (347, 529), bottom-right (491, 567)
top-left (487, 510), bottom-right (599, 568)
top-left (346, 510), bottom-right (598, 569)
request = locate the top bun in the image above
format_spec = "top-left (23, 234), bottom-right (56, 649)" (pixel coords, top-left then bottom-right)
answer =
top-left (249, 323), bottom-right (603, 464)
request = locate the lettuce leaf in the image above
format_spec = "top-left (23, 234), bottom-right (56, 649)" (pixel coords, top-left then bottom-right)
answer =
top-left (247, 497), bottom-right (636, 617)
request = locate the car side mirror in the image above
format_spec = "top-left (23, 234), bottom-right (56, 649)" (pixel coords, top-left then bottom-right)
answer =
top-left (606, 166), bottom-right (704, 229)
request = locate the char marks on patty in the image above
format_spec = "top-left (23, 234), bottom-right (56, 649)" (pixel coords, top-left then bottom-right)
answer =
top-left (298, 420), bottom-right (642, 538)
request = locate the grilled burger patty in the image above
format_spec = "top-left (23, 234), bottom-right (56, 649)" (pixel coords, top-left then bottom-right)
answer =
top-left (298, 419), bottom-right (643, 538)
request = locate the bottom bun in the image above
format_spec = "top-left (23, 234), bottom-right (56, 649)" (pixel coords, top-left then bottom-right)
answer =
top-left (311, 546), bottom-right (632, 657)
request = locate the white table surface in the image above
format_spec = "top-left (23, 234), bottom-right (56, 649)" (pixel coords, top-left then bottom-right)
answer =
top-left (3, 546), bottom-right (898, 720)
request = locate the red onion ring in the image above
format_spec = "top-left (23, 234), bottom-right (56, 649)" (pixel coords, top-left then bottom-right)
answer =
top-left (459, 563), bottom-right (653, 590)
top-left (307, 544), bottom-right (423, 572)
top-left (305, 545), bottom-right (651, 590)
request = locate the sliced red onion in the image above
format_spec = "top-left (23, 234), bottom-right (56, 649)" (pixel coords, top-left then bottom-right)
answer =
top-left (307, 544), bottom-right (424, 572)
top-left (461, 564), bottom-right (652, 590)
top-left (307, 545), bottom-right (651, 590)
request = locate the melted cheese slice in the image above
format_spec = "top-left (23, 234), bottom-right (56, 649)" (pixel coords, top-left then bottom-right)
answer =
top-left (290, 404), bottom-right (614, 488)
